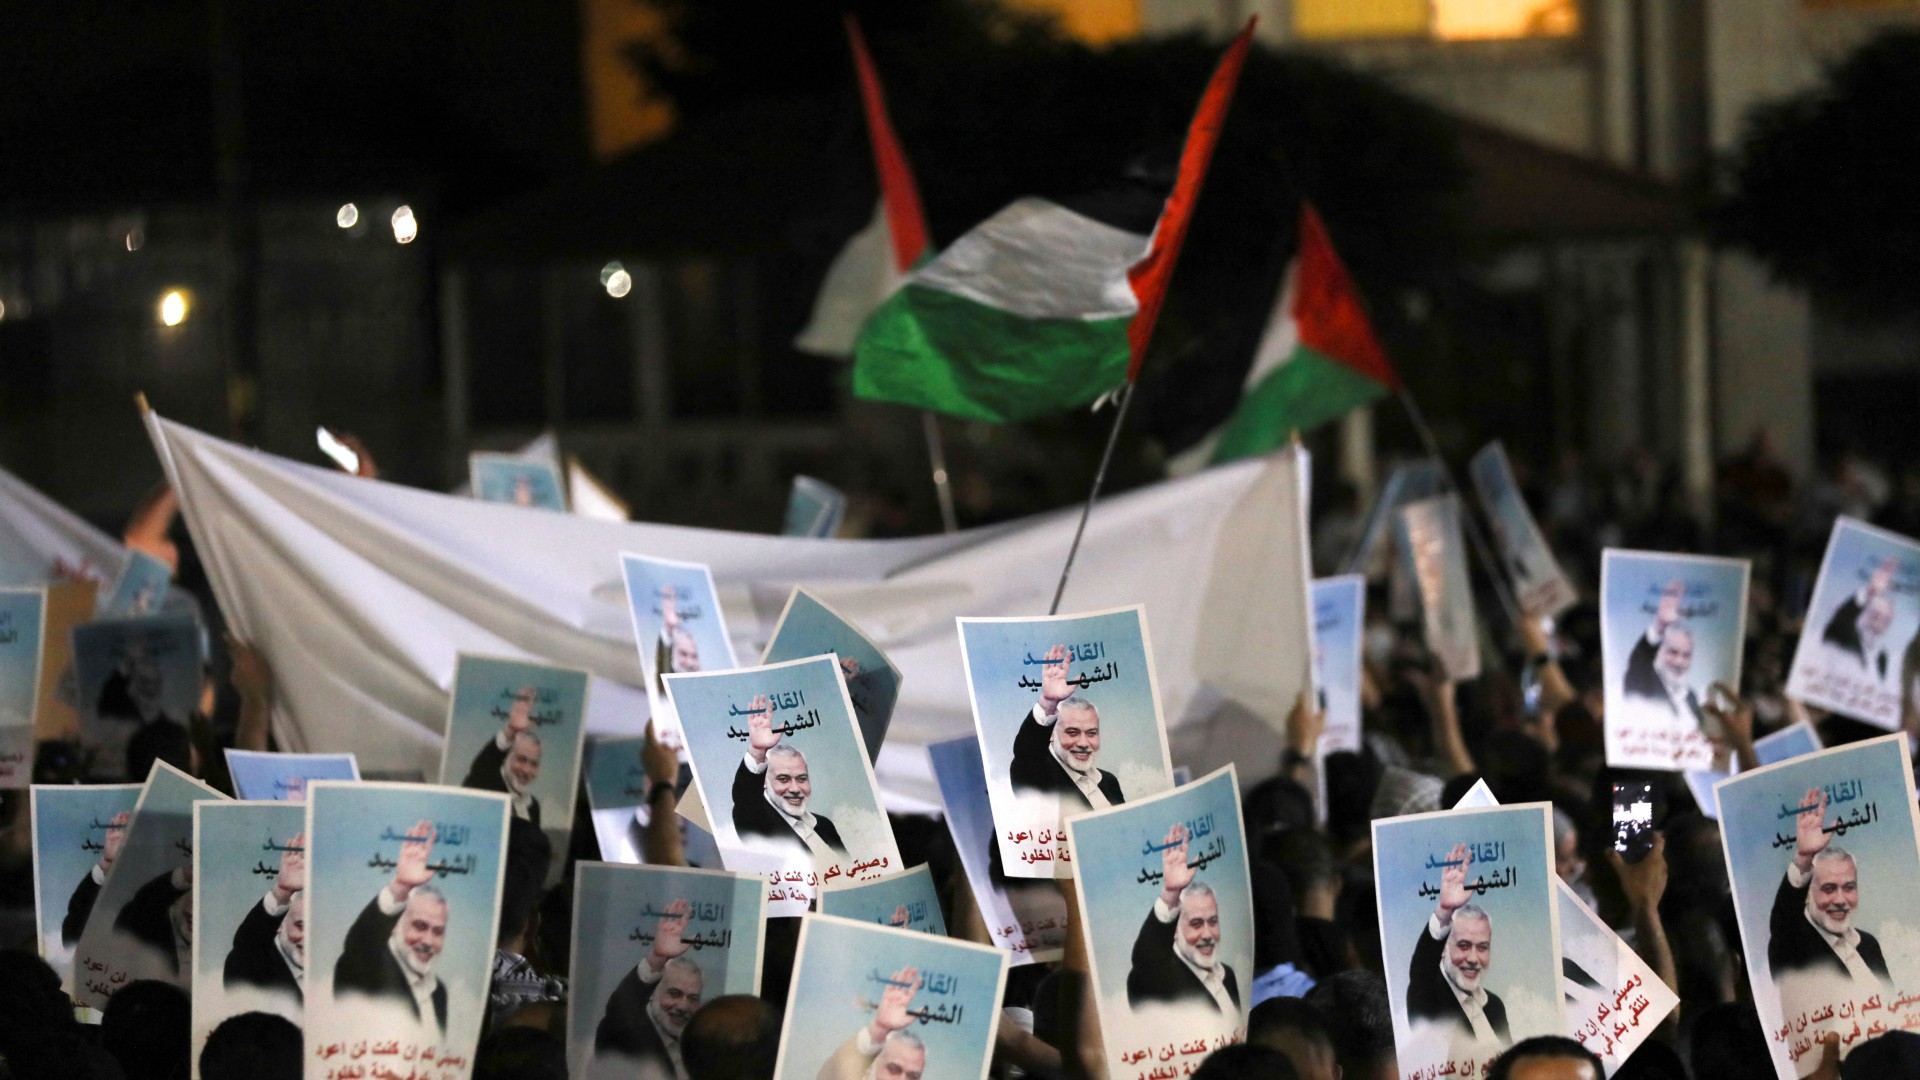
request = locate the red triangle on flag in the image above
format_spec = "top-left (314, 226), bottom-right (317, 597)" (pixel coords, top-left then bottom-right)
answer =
top-left (1294, 203), bottom-right (1400, 390)
top-left (845, 16), bottom-right (931, 274)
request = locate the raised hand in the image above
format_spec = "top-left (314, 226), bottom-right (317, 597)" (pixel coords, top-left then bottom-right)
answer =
top-left (650, 898), bottom-right (691, 967)
top-left (1039, 645), bottom-right (1070, 712)
top-left (1656, 580), bottom-right (1684, 632)
top-left (1871, 557), bottom-right (1897, 598)
top-left (1160, 823), bottom-right (1193, 902)
top-left (273, 832), bottom-right (307, 904)
top-left (1795, 787), bottom-right (1829, 868)
top-left (226, 635), bottom-right (273, 708)
top-left (642, 719), bottom-right (679, 785)
top-left (1286, 688), bottom-right (1326, 759)
top-left (839, 656), bottom-right (862, 681)
top-left (393, 820), bottom-right (437, 897)
top-left (660, 586), bottom-right (680, 634)
top-left (746, 695), bottom-right (779, 762)
top-left (889, 904), bottom-right (910, 928)
top-left (505, 687), bottom-right (535, 737)
top-left (100, 810), bottom-right (132, 874)
top-left (873, 966), bottom-right (920, 1036)
top-left (1438, 844), bottom-right (1473, 920)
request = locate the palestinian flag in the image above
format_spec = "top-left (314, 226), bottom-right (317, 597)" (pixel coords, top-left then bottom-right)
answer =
top-left (794, 17), bottom-right (931, 358)
top-left (1210, 203), bottom-right (1399, 463)
top-left (852, 20), bottom-right (1255, 423)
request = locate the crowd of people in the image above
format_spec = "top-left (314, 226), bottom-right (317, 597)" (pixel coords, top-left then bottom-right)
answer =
top-left (4, 429), bottom-right (1920, 1080)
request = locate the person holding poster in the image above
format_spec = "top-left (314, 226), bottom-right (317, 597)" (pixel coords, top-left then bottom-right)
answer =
top-left (1788, 518), bottom-right (1920, 729)
top-left (773, 915), bottom-right (1008, 1080)
top-left (1602, 551), bottom-right (1749, 771)
top-left (593, 899), bottom-right (704, 1080)
top-left (959, 606), bottom-right (1173, 877)
top-left (1715, 734), bottom-right (1920, 1077)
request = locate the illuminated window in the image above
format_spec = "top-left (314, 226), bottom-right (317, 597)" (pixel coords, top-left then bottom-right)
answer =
top-left (1294, 0), bottom-right (1579, 40)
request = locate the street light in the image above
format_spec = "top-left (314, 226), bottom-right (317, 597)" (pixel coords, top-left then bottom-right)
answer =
top-left (391, 205), bottom-right (418, 244)
top-left (337, 203), bottom-right (360, 229)
top-left (159, 290), bottom-right (189, 327)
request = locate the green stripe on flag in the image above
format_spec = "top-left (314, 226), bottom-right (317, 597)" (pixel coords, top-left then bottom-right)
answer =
top-left (1210, 346), bottom-right (1387, 463)
top-left (853, 283), bottom-right (1133, 423)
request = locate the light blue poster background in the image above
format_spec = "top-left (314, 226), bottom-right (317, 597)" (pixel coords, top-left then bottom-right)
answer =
top-left (439, 654), bottom-right (590, 875)
top-left (620, 555), bottom-right (737, 753)
top-left (470, 454), bottom-right (566, 512)
top-left (820, 863), bottom-right (948, 936)
top-left (1068, 766), bottom-right (1251, 1073)
top-left (73, 762), bottom-right (228, 1010)
top-left (303, 781), bottom-right (509, 1079)
top-left (928, 736), bottom-right (1067, 965)
top-left (99, 550), bottom-right (173, 619)
top-left (1373, 803), bottom-right (1563, 1075)
top-left (1715, 735), bottom-right (1920, 1077)
top-left (761, 588), bottom-right (900, 763)
top-left (1787, 518), bottom-right (1920, 729)
top-left (225, 751), bottom-right (361, 801)
top-left (1601, 550), bottom-right (1749, 770)
top-left (581, 736), bottom-right (724, 869)
top-left (0, 588), bottom-right (46, 787)
top-left (1311, 576), bottom-right (1364, 755)
top-left (71, 612), bottom-right (204, 779)
top-left (31, 783), bottom-right (141, 980)
top-left (960, 607), bottom-right (1173, 878)
top-left (1469, 442), bottom-right (1575, 616)
top-left (193, 801), bottom-right (306, 1068)
top-left (568, 862), bottom-right (765, 1079)
top-left (776, 915), bottom-right (1007, 1080)
top-left (782, 476), bottom-right (845, 538)
top-left (667, 655), bottom-right (900, 914)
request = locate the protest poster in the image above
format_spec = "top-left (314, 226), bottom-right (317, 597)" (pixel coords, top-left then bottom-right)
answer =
top-left (1453, 781), bottom-right (1677, 1074)
top-left (33, 579), bottom-right (96, 742)
top-left (71, 611), bottom-right (204, 780)
top-left (437, 654), bottom-right (590, 879)
top-left (1758, 723), bottom-right (1824, 766)
top-left (1346, 460), bottom-right (1443, 579)
top-left (1469, 442), bottom-right (1577, 617)
top-left (303, 781), bottom-right (511, 1080)
top-left (0, 587), bottom-right (45, 787)
top-left (928, 736), bottom-right (1067, 965)
top-left (192, 801), bottom-right (306, 1076)
top-left (468, 452), bottom-right (567, 512)
top-left (568, 861), bottom-right (766, 1080)
top-left (1373, 802), bottom-right (1564, 1078)
top-left (1787, 518), bottom-right (1920, 731)
top-left (567, 454), bottom-right (631, 522)
top-left (1068, 765), bottom-right (1253, 1078)
top-left (99, 549), bottom-right (173, 619)
top-left (30, 782), bottom-right (141, 990)
top-left (958, 606), bottom-right (1174, 880)
top-left (820, 863), bottom-right (948, 936)
top-left (1402, 495), bottom-right (1482, 680)
top-left (666, 654), bottom-right (902, 916)
top-left (225, 750), bottom-right (362, 801)
top-left (584, 735), bottom-right (651, 864)
top-left (1311, 575), bottom-right (1365, 757)
top-left (1600, 550), bottom-right (1750, 771)
top-left (783, 475), bottom-right (847, 538)
top-left (761, 587), bottom-right (902, 763)
top-left (72, 760), bottom-right (230, 1010)
top-left (773, 914), bottom-right (1008, 1080)
top-left (620, 553), bottom-right (738, 752)
top-left (1715, 734), bottom-right (1920, 1076)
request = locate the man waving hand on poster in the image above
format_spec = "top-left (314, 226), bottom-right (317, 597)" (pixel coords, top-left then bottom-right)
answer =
top-left (1010, 645), bottom-right (1124, 810)
top-left (1407, 844), bottom-right (1509, 1046)
top-left (1771, 788), bottom-right (1891, 997)
top-left (334, 820), bottom-right (449, 1033)
top-left (1128, 823), bottom-right (1240, 1014)
top-left (816, 965), bottom-right (927, 1080)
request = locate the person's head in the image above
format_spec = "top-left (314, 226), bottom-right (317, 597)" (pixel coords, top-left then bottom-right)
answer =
top-left (100, 979), bottom-right (191, 1080)
top-left (1190, 1043), bottom-right (1301, 1080)
top-left (1840, 1029), bottom-right (1920, 1079)
top-left (681, 995), bottom-right (782, 1080)
top-left (1486, 1036), bottom-right (1603, 1080)
top-left (1689, 1002), bottom-right (1771, 1076)
top-left (1445, 905), bottom-right (1492, 993)
top-left (1053, 696), bottom-right (1101, 767)
top-left (764, 744), bottom-right (811, 817)
top-left (1864, 593), bottom-right (1895, 638)
top-left (672, 629), bottom-right (701, 673)
top-left (505, 729), bottom-right (543, 794)
top-left (865, 1030), bottom-right (926, 1080)
top-left (278, 890), bottom-right (307, 965)
top-left (473, 1025), bottom-right (567, 1080)
top-left (200, 1011), bottom-right (301, 1080)
top-left (1249, 997), bottom-right (1340, 1080)
top-left (653, 956), bottom-right (705, 1035)
top-left (1656, 626), bottom-right (1693, 684)
top-left (126, 719), bottom-right (191, 784)
top-left (1306, 971), bottom-right (1395, 1080)
top-left (1807, 846), bottom-right (1860, 934)
top-left (396, 887), bottom-right (449, 973)
top-left (1552, 808), bottom-right (1585, 887)
top-left (1175, 880), bottom-right (1222, 969)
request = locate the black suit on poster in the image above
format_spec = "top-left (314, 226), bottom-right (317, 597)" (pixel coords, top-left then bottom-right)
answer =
top-left (729, 759), bottom-right (847, 856)
top-left (1623, 635), bottom-right (1702, 720)
top-left (332, 895), bottom-right (449, 1032)
top-left (461, 737), bottom-right (543, 829)
top-left (64, 872), bottom-right (102, 947)
top-left (224, 897), bottom-right (301, 998)
top-left (114, 871), bottom-right (190, 977)
top-left (1007, 710), bottom-right (1124, 808)
top-left (1767, 870), bottom-right (1892, 985)
top-left (1405, 919), bottom-right (1510, 1041)
top-left (594, 967), bottom-right (674, 1073)
top-left (1126, 908), bottom-right (1240, 1012)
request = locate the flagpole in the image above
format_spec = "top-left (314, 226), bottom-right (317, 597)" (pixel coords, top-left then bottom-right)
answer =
top-left (921, 411), bottom-right (960, 534)
top-left (1393, 386), bottom-right (1525, 627)
top-left (1049, 384), bottom-right (1136, 615)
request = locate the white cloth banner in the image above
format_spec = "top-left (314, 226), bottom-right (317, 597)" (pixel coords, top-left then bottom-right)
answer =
top-left (0, 465), bottom-right (127, 587)
top-left (144, 414), bottom-right (1311, 810)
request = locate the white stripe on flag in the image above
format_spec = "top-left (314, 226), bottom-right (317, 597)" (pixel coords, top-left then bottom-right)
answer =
top-left (909, 197), bottom-right (1150, 321)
